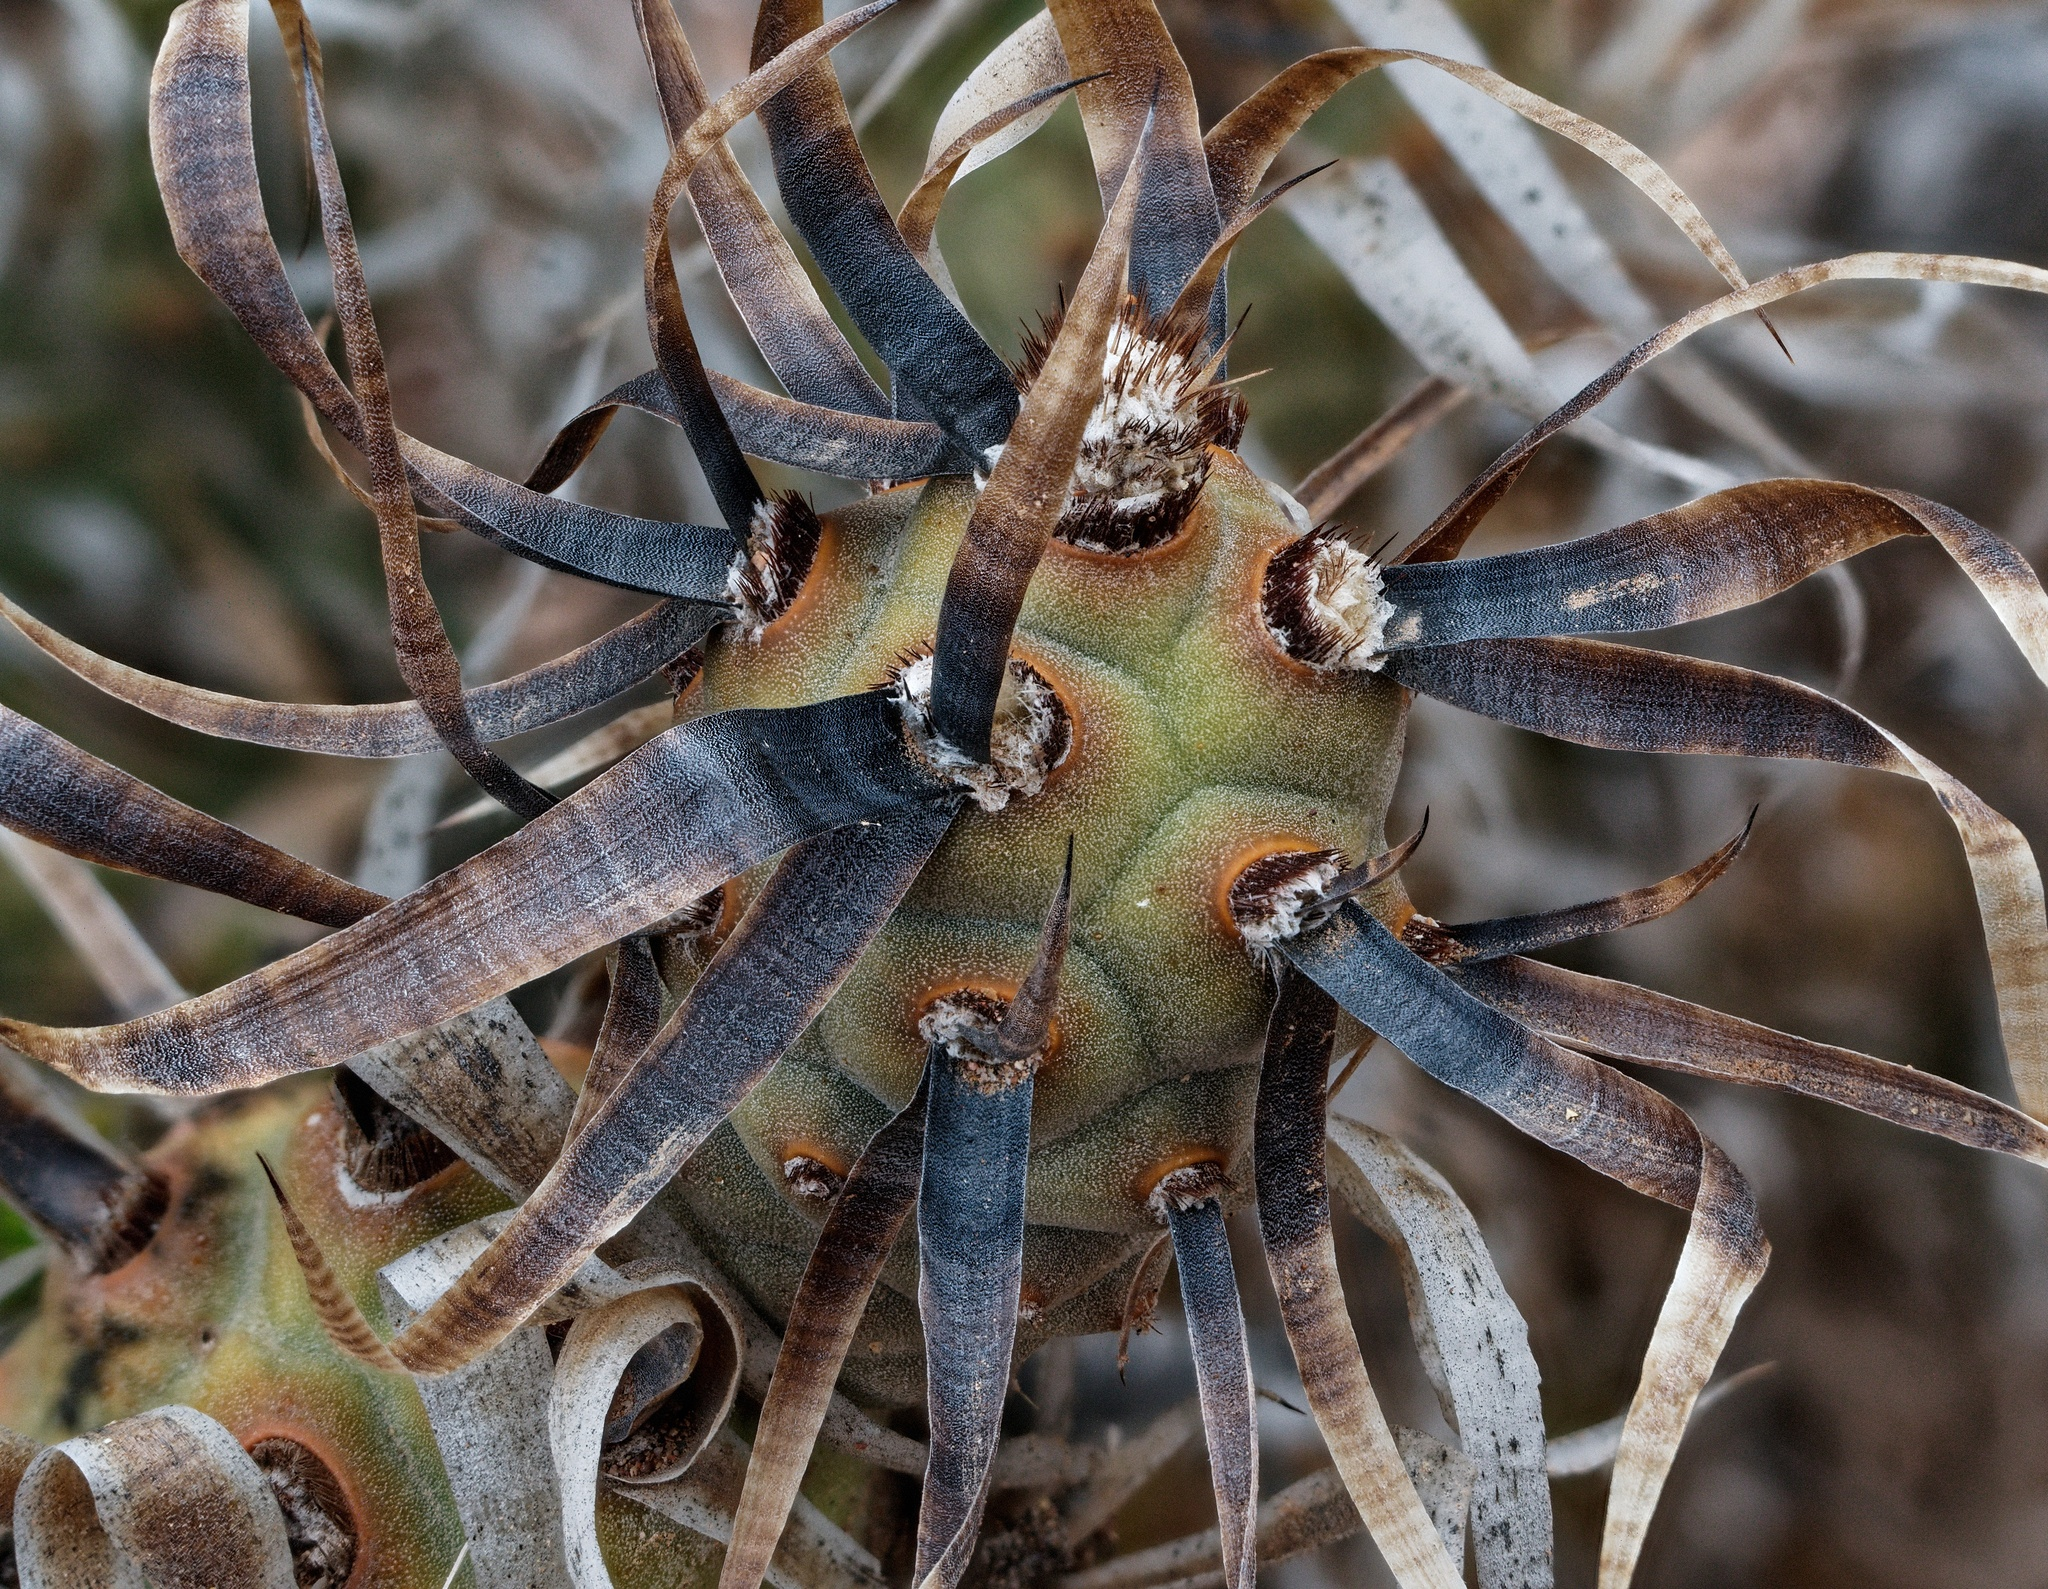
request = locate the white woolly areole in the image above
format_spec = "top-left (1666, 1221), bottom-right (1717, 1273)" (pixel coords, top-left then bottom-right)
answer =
top-left (918, 992), bottom-right (1038, 1091)
top-left (1147, 1162), bottom-right (1227, 1218)
top-left (917, 994), bottom-right (1000, 1059)
top-left (1070, 321), bottom-right (1210, 512)
top-left (890, 654), bottom-right (1066, 812)
top-left (1279, 536), bottom-right (1392, 672)
top-left (1234, 856), bottom-right (1342, 953)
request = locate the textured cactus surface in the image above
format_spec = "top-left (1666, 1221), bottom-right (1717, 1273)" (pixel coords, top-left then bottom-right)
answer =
top-left (0, 1), bottom-right (2047, 1586)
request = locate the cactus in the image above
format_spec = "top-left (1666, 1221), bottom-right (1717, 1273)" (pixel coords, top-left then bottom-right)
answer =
top-left (1, 2), bottom-right (2047, 1586)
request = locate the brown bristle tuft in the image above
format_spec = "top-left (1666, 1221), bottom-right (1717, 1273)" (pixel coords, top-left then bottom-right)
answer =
top-left (649, 885), bottom-right (729, 988)
top-left (331, 1069), bottom-right (458, 1193)
top-left (1261, 526), bottom-right (1389, 671)
top-left (1398, 913), bottom-right (1467, 966)
top-left (919, 988), bottom-right (1038, 1092)
top-left (781, 1154), bottom-right (845, 1202)
top-left (249, 1437), bottom-right (359, 1589)
top-left (85, 1168), bottom-right (170, 1276)
top-left (1228, 849), bottom-right (1344, 957)
top-left (728, 492), bottom-right (824, 635)
top-left (1014, 295), bottom-right (1245, 555)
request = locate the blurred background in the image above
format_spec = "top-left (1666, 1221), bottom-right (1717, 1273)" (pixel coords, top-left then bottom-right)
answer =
top-left (5, 0), bottom-right (2048, 1582)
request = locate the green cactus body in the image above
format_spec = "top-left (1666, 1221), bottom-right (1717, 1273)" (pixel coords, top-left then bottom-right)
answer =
top-left (673, 452), bottom-right (1404, 1403)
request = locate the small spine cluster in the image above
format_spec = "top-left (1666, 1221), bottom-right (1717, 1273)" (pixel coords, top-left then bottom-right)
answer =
top-left (1260, 526), bottom-right (1391, 672)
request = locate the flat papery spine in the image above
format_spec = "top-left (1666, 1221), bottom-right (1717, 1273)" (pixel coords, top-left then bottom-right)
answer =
top-left (1281, 904), bottom-right (1769, 1589)
top-left (1163, 1190), bottom-right (1258, 1589)
top-left (0, 692), bottom-right (943, 1097)
top-left (0, 588), bottom-right (721, 758)
top-left (1252, 972), bottom-right (1466, 1589)
top-left (1423, 813), bottom-right (1753, 964)
top-left (526, 369), bottom-right (951, 494)
top-left (0, 703), bottom-right (386, 929)
top-left (1045, 0), bottom-right (1222, 334)
top-left (928, 118), bottom-right (1144, 760)
top-left (1455, 954), bottom-right (2048, 1166)
top-left (259, 1155), bottom-right (405, 1374)
top-left (1378, 480), bottom-right (2048, 658)
top-left (290, 22), bottom-right (553, 819)
top-left (913, 851), bottom-right (1071, 1589)
top-left (566, 935), bottom-right (665, 1142)
top-left (0, 1049), bottom-right (165, 1274)
top-left (721, 1071), bottom-right (930, 1589)
top-left (632, 0), bottom-right (889, 417)
top-left (1384, 636), bottom-right (2048, 1121)
top-left (149, 1), bottom-right (748, 606)
top-left (751, 0), bottom-right (1017, 457)
top-left (296, 801), bottom-right (959, 1378)
top-left (914, 1050), bottom-right (1034, 1589)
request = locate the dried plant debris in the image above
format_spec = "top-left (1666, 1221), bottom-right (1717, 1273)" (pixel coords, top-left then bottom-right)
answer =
top-left (0, 1), bottom-right (2044, 1587)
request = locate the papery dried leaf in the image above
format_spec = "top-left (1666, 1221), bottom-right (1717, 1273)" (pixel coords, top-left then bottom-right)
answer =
top-left (924, 12), bottom-right (1071, 190)
top-left (927, 126), bottom-right (1141, 759)
top-left (1282, 904), bottom-right (1768, 1589)
top-left (1387, 638), bottom-right (2048, 1116)
top-left (0, 703), bottom-right (384, 928)
top-left (1401, 251), bottom-right (2048, 564)
top-left (751, 0), bottom-right (1015, 457)
top-left (723, 1072), bottom-right (930, 1589)
top-left (1317, 0), bottom-right (1741, 329)
top-left (0, 829), bottom-right (184, 1018)
top-left (1045, 0), bottom-right (1220, 323)
top-left (347, 998), bottom-right (577, 1199)
top-left (554, 1280), bottom-right (742, 1585)
top-left (626, 1426), bottom-right (888, 1589)
top-left (1206, 37), bottom-right (1747, 297)
top-left (152, 0), bottom-right (750, 602)
top-left (897, 76), bottom-right (1093, 261)
top-left (1, 587), bottom-right (718, 757)
top-left (1059, 1397), bottom-right (1202, 1542)
top-left (1252, 971), bottom-right (1464, 1589)
top-left (1058, 1445), bottom-right (1472, 1589)
top-left (1162, 164), bottom-right (1332, 333)
top-left (1286, 161), bottom-right (1727, 494)
top-left (0, 693), bottom-right (941, 1094)
top-left (1293, 377), bottom-right (1467, 522)
top-left (1326, 1116), bottom-right (1552, 1589)
top-left (632, 0), bottom-right (888, 417)
top-left (1457, 956), bottom-right (2048, 1165)
top-left (14, 1403), bottom-right (296, 1588)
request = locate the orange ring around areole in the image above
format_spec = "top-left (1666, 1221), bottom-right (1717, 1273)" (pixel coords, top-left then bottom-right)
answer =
top-left (1212, 834), bottom-right (1347, 940)
top-left (776, 1139), bottom-right (850, 1179)
top-left (1245, 535), bottom-right (1335, 682)
top-left (235, 1424), bottom-right (369, 1585)
top-left (910, 980), bottom-right (1066, 1072)
top-left (1133, 1146), bottom-right (1230, 1207)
